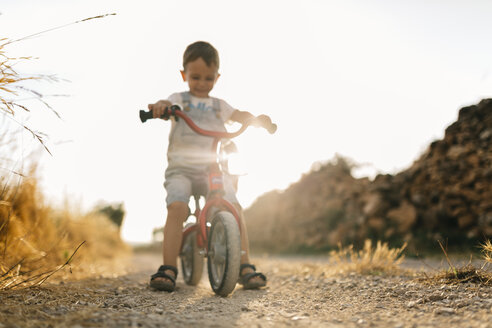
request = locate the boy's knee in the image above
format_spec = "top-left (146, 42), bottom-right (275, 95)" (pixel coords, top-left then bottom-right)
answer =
top-left (167, 201), bottom-right (189, 220)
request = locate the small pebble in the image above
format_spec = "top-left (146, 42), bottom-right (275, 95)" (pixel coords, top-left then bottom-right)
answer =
top-left (434, 307), bottom-right (456, 315)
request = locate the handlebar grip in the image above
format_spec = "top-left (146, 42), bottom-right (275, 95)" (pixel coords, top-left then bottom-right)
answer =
top-left (140, 105), bottom-right (182, 123)
top-left (139, 110), bottom-right (153, 123)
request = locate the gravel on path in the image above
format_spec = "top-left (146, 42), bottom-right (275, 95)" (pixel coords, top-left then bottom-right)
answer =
top-left (0, 253), bottom-right (491, 328)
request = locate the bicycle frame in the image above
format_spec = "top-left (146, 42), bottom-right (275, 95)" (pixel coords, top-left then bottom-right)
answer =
top-left (172, 109), bottom-right (247, 251)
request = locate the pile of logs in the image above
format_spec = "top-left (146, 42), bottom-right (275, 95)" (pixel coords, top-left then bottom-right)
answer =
top-left (245, 99), bottom-right (492, 252)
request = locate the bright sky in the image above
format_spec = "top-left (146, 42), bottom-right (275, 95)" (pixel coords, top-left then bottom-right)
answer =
top-left (1, 0), bottom-right (491, 243)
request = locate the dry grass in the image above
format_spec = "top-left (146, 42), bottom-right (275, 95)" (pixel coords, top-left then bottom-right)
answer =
top-left (417, 240), bottom-right (492, 287)
top-left (1, 13), bottom-right (116, 152)
top-left (1, 13), bottom-right (128, 289)
top-left (0, 39), bottom-right (57, 154)
top-left (423, 265), bottom-right (492, 286)
top-left (418, 263), bottom-right (492, 287)
top-left (482, 239), bottom-right (492, 265)
top-left (329, 239), bottom-right (407, 275)
top-left (0, 38), bottom-right (37, 115)
top-left (0, 173), bottom-right (64, 289)
top-left (0, 173), bottom-right (130, 290)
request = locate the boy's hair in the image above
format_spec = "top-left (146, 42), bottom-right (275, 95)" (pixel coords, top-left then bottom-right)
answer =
top-left (183, 41), bottom-right (220, 70)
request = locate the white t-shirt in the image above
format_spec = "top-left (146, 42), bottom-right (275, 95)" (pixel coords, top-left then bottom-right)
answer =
top-left (166, 92), bottom-right (236, 170)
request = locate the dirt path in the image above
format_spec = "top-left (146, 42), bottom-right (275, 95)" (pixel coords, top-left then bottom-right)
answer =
top-left (1, 253), bottom-right (491, 328)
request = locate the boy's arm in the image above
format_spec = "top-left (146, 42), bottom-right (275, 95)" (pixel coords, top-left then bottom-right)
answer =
top-left (230, 110), bottom-right (273, 130)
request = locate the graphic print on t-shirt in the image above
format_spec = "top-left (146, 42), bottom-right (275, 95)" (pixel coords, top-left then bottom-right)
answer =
top-left (189, 101), bottom-right (214, 112)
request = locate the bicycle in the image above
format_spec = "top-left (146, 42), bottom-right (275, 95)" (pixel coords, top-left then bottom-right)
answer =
top-left (140, 105), bottom-right (276, 296)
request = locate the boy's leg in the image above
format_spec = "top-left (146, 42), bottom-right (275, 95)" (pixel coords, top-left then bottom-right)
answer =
top-left (224, 177), bottom-right (265, 287)
top-left (236, 205), bottom-right (251, 264)
top-left (235, 204), bottom-right (266, 286)
top-left (153, 201), bottom-right (189, 285)
top-left (163, 201), bottom-right (189, 267)
top-left (159, 172), bottom-right (193, 275)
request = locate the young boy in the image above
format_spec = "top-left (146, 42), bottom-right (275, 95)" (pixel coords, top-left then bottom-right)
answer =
top-left (148, 41), bottom-right (273, 292)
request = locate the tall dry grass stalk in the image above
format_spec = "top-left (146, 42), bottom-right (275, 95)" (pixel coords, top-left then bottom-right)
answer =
top-left (330, 239), bottom-right (407, 275)
top-left (0, 38), bottom-right (58, 155)
top-left (0, 38), bottom-right (37, 115)
top-left (1, 13), bottom-right (116, 151)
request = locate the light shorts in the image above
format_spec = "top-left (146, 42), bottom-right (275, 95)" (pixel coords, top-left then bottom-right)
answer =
top-left (164, 167), bottom-right (239, 207)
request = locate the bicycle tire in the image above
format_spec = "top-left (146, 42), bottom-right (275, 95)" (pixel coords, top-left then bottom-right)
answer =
top-left (207, 211), bottom-right (241, 296)
top-left (180, 229), bottom-right (204, 286)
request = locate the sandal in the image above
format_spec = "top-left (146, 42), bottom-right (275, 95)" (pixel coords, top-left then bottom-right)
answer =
top-left (238, 264), bottom-right (267, 289)
top-left (150, 265), bottom-right (178, 292)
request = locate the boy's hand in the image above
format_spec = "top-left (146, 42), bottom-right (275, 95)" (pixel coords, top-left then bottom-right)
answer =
top-left (230, 110), bottom-right (276, 133)
top-left (148, 100), bottom-right (172, 119)
top-left (254, 114), bottom-right (273, 129)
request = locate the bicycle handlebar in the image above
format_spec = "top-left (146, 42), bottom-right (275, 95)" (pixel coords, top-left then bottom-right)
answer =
top-left (139, 105), bottom-right (277, 137)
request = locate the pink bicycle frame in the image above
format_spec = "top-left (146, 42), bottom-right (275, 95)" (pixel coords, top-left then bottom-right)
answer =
top-left (174, 110), bottom-right (247, 250)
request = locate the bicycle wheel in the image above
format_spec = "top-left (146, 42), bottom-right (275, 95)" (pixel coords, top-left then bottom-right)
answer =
top-left (207, 211), bottom-right (241, 296)
top-left (180, 228), bottom-right (204, 286)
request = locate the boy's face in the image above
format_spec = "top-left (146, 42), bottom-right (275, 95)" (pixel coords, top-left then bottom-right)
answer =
top-left (181, 58), bottom-right (220, 98)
